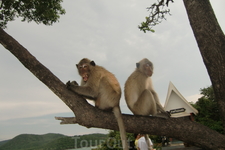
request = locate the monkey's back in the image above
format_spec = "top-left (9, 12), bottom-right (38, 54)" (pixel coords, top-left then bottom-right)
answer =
top-left (94, 65), bottom-right (121, 110)
top-left (124, 70), bottom-right (148, 109)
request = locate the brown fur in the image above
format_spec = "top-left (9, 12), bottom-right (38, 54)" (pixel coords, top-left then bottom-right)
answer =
top-left (124, 58), bottom-right (169, 117)
top-left (67, 58), bottom-right (128, 150)
top-left (124, 58), bottom-right (169, 150)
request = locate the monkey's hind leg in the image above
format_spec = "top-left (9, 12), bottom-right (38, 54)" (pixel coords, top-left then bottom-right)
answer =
top-left (133, 89), bottom-right (157, 116)
top-left (155, 103), bottom-right (170, 118)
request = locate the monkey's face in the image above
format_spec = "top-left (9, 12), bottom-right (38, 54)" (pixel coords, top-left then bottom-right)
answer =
top-left (77, 63), bottom-right (90, 82)
top-left (144, 63), bottom-right (153, 77)
top-left (76, 59), bottom-right (96, 82)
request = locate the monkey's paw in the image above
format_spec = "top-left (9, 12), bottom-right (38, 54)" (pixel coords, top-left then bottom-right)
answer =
top-left (71, 81), bottom-right (79, 86)
top-left (66, 80), bottom-right (79, 89)
top-left (66, 81), bottom-right (72, 89)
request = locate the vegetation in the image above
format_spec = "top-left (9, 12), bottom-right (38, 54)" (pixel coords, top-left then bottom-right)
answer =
top-left (0, 0), bottom-right (66, 28)
top-left (138, 0), bottom-right (173, 33)
top-left (0, 133), bottom-right (107, 150)
top-left (96, 131), bottom-right (162, 150)
top-left (96, 130), bottom-right (135, 150)
top-left (192, 86), bottom-right (224, 134)
top-left (0, 140), bottom-right (9, 147)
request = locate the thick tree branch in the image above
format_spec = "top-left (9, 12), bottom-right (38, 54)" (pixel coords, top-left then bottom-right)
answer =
top-left (1, 28), bottom-right (225, 149)
top-left (183, 0), bottom-right (225, 132)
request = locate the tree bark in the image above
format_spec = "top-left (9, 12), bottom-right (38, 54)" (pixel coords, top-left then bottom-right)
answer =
top-left (183, 0), bottom-right (225, 133)
top-left (1, 28), bottom-right (225, 149)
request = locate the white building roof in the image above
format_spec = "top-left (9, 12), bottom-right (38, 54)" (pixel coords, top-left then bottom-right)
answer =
top-left (164, 82), bottom-right (198, 118)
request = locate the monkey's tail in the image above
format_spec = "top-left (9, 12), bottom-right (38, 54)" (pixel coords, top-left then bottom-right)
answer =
top-left (113, 106), bottom-right (128, 150)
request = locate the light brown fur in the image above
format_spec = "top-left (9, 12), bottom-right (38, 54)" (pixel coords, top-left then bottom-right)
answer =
top-left (124, 58), bottom-right (169, 150)
top-left (67, 58), bottom-right (128, 150)
top-left (124, 58), bottom-right (169, 116)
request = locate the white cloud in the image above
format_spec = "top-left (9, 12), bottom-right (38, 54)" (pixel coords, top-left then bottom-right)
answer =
top-left (187, 94), bottom-right (202, 103)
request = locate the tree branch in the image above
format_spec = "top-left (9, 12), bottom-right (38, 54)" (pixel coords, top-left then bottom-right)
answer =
top-left (55, 117), bottom-right (77, 124)
top-left (1, 28), bottom-right (225, 149)
top-left (138, 0), bottom-right (172, 33)
top-left (183, 0), bottom-right (225, 133)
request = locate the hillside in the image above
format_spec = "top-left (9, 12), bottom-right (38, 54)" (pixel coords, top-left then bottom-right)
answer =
top-left (0, 133), bottom-right (107, 150)
top-left (0, 140), bottom-right (9, 147)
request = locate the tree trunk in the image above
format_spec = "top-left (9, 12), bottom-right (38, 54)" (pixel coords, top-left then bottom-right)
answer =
top-left (183, 0), bottom-right (225, 133)
top-left (1, 27), bottom-right (225, 149)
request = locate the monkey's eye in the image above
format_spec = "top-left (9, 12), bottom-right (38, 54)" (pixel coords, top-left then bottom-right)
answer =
top-left (78, 64), bottom-right (88, 69)
top-left (146, 64), bottom-right (150, 67)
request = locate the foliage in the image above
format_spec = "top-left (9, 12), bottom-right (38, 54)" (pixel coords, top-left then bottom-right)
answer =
top-left (0, 0), bottom-right (66, 28)
top-left (0, 133), bottom-right (65, 150)
top-left (96, 130), bottom-right (135, 150)
top-left (0, 140), bottom-right (9, 147)
top-left (138, 19), bottom-right (155, 33)
top-left (192, 86), bottom-right (224, 134)
top-left (149, 135), bottom-right (162, 144)
top-left (96, 131), bottom-right (163, 150)
top-left (0, 133), bottom-right (107, 150)
top-left (138, 0), bottom-right (173, 33)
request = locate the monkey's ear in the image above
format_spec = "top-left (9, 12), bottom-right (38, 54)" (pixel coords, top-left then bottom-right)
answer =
top-left (90, 61), bottom-right (96, 66)
top-left (136, 63), bottom-right (140, 68)
top-left (76, 64), bottom-right (79, 69)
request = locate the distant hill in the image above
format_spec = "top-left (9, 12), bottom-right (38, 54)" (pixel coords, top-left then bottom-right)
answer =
top-left (0, 140), bottom-right (9, 147)
top-left (0, 133), bottom-right (107, 150)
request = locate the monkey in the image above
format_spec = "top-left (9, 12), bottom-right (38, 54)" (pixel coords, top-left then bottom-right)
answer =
top-left (66, 58), bottom-right (128, 150)
top-left (124, 58), bottom-right (169, 150)
top-left (124, 58), bottom-right (169, 117)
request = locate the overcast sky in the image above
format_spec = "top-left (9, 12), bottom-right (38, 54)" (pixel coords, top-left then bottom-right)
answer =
top-left (1, 0), bottom-right (224, 141)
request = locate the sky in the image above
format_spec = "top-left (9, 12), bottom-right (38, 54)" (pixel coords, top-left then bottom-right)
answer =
top-left (0, 0), bottom-right (225, 141)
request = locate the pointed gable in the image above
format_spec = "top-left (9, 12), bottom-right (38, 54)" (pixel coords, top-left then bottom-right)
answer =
top-left (164, 82), bottom-right (198, 118)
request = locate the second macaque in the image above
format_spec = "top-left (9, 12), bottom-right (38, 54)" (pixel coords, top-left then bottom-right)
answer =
top-left (124, 58), bottom-right (169, 117)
